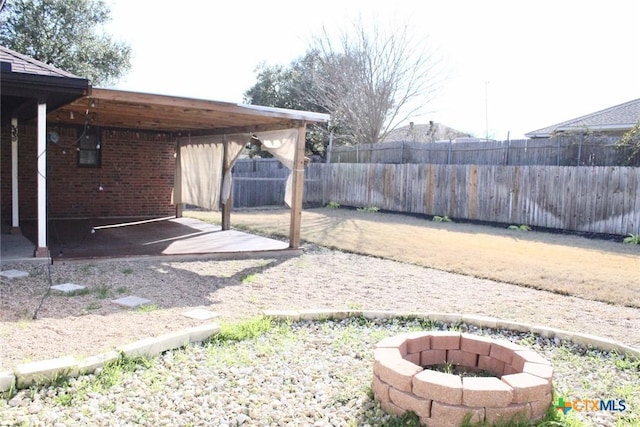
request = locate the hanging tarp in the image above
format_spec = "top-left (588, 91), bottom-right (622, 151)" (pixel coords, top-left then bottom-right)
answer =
top-left (173, 133), bottom-right (249, 211)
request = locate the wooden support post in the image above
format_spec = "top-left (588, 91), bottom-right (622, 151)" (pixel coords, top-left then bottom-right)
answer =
top-left (222, 140), bottom-right (231, 230)
top-left (35, 102), bottom-right (49, 258)
top-left (11, 118), bottom-right (21, 234)
top-left (289, 123), bottom-right (307, 248)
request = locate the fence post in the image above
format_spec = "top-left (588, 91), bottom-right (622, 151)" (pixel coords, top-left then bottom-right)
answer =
top-left (576, 138), bottom-right (582, 166)
top-left (504, 139), bottom-right (510, 165)
top-left (326, 131), bottom-right (334, 164)
top-left (447, 141), bottom-right (453, 164)
top-left (401, 141), bottom-right (405, 164)
top-left (556, 137), bottom-right (560, 166)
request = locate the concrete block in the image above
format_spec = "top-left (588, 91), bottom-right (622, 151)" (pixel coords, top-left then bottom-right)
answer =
top-left (0, 371), bottom-right (16, 392)
top-left (429, 331), bottom-right (461, 350)
top-left (461, 334), bottom-right (494, 356)
top-left (187, 323), bottom-right (221, 343)
top-left (413, 369), bottom-right (463, 405)
top-left (262, 310), bottom-right (300, 321)
top-left (485, 403), bottom-right (530, 424)
top-left (15, 356), bottom-right (78, 388)
top-left (377, 358), bottom-right (423, 392)
top-left (389, 387), bottom-right (432, 418)
top-left (421, 349), bottom-right (447, 366)
top-left (478, 355), bottom-right (505, 376)
top-left (430, 401), bottom-right (484, 426)
top-left (372, 374), bottom-right (390, 403)
top-left (447, 350), bottom-right (479, 368)
top-left (502, 373), bottom-right (550, 403)
top-left (462, 377), bottom-right (513, 407)
top-left (77, 351), bottom-right (120, 374)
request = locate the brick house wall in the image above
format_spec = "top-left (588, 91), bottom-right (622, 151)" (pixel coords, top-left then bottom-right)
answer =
top-left (1, 123), bottom-right (177, 221)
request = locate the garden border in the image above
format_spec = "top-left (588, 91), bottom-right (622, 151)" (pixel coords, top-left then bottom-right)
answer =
top-left (1, 310), bottom-right (638, 394)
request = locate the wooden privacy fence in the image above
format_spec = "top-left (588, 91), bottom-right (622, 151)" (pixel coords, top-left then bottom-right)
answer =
top-left (303, 163), bottom-right (639, 236)
top-left (330, 136), bottom-right (627, 166)
top-left (232, 159), bottom-right (639, 236)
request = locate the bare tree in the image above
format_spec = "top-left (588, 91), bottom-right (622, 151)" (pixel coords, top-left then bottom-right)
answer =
top-left (307, 18), bottom-right (441, 145)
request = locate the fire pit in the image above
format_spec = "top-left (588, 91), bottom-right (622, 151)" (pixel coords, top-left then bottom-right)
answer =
top-left (372, 331), bottom-right (553, 426)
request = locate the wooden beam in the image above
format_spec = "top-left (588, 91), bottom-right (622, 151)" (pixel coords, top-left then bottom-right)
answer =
top-left (221, 141), bottom-right (231, 230)
top-left (289, 123), bottom-right (307, 248)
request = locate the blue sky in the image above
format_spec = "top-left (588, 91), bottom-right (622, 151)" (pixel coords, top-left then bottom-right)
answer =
top-left (105, 0), bottom-right (639, 140)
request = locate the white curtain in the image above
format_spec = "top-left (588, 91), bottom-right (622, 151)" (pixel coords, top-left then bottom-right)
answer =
top-left (254, 129), bottom-right (299, 207)
top-left (174, 133), bottom-right (249, 211)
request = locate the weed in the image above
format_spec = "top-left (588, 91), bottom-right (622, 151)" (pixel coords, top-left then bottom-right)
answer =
top-left (86, 302), bottom-right (101, 311)
top-left (347, 302), bottom-right (363, 310)
top-left (508, 224), bottom-right (532, 231)
top-left (241, 273), bottom-right (259, 284)
top-left (432, 215), bottom-right (453, 223)
top-left (326, 201), bottom-right (341, 209)
top-left (61, 287), bottom-right (92, 297)
top-left (357, 206), bottom-right (380, 213)
top-left (115, 286), bottom-right (129, 294)
top-left (121, 268), bottom-right (134, 274)
top-left (207, 316), bottom-right (274, 344)
top-left (383, 410), bottom-right (421, 426)
top-left (135, 303), bottom-right (159, 313)
top-left (623, 233), bottom-right (640, 244)
top-left (93, 285), bottom-right (111, 299)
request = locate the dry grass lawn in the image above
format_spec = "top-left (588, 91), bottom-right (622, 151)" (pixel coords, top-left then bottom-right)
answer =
top-left (186, 207), bottom-right (640, 308)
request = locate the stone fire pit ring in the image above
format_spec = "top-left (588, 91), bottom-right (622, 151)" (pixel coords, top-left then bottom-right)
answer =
top-left (373, 331), bottom-right (553, 426)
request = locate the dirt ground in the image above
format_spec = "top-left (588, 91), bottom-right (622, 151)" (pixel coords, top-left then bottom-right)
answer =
top-left (187, 207), bottom-right (640, 308)
top-left (1, 207), bottom-right (638, 371)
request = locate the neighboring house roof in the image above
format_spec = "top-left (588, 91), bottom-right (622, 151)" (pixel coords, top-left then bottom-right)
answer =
top-left (525, 98), bottom-right (640, 138)
top-left (0, 45), bottom-right (80, 78)
top-left (383, 121), bottom-right (470, 143)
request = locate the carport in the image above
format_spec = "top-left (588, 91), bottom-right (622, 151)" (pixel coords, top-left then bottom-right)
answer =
top-left (1, 46), bottom-right (329, 261)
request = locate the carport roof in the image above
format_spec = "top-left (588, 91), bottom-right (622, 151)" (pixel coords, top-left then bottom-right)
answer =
top-left (48, 87), bottom-right (330, 134)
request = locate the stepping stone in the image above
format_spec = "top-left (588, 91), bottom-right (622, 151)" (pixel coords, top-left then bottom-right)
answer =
top-left (182, 308), bottom-right (220, 320)
top-left (112, 296), bottom-right (152, 308)
top-left (0, 269), bottom-right (29, 279)
top-left (50, 283), bottom-right (86, 293)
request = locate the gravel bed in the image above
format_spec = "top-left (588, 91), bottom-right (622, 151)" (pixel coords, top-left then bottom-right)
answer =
top-left (1, 317), bottom-right (638, 427)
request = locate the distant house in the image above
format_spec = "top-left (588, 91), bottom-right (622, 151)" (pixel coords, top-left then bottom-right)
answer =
top-left (525, 98), bottom-right (640, 138)
top-left (382, 121), bottom-right (471, 143)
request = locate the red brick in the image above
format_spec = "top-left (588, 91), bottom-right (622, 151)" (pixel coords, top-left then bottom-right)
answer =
top-left (503, 364), bottom-right (519, 375)
top-left (522, 362), bottom-right (554, 383)
top-left (404, 331), bottom-right (431, 353)
top-left (404, 352), bottom-right (420, 366)
top-left (430, 331), bottom-right (461, 350)
top-left (377, 358), bottom-right (423, 392)
top-left (447, 350), bottom-right (478, 368)
top-left (380, 398), bottom-right (404, 417)
top-left (372, 374), bottom-right (390, 404)
top-left (413, 369), bottom-right (463, 405)
top-left (375, 335), bottom-right (409, 355)
top-left (485, 403), bottom-right (530, 424)
top-left (462, 377), bottom-right (513, 407)
top-left (430, 401), bottom-right (484, 426)
top-left (389, 387), bottom-right (431, 418)
top-left (374, 348), bottom-right (402, 376)
top-left (501, 373), bottom-right (551, 403)
top-left (529, 393), bottom-right (553, 420)
top-left (421, 349), bottom-right (447, 367)
top-left (478, 355), bottom-right (505, 376)
top-left (511, 350), bottom-right (551, 371)
top-left (460, 334), bottom-right (493, 356)
top-left (489, 342), bottom-right (520, 365)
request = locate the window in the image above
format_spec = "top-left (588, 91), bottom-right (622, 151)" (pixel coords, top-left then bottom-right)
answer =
top-left (78, 129), bottom-right (101, 167)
